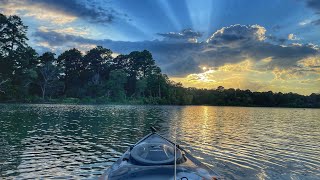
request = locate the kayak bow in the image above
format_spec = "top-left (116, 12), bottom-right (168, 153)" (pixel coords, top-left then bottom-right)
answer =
top-left (100, 127), bottom-right (222, 180)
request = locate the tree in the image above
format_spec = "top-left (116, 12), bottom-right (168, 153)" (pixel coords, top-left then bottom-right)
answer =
top-left (37, 52), bottom-right (61, 100)
top-left (125, 50), bottom-right (156, 96)
top-left (135, 78), bottom-right (147, 97)
top-left (107, 69), bottom-right (127, 101)
top-left (0, 13), bottom-right (29, 98)
top-left (0, 14), bottom-right (28, 55)
top-left (0, 78), bottom-right (9, 94)
top-left (83, 46), bottom-right (113, 97)
top-left (217, 86), bottom-right (225, 92)
top-left (57, 48), bottom-right (83, 97)
top-left (10, 46), bottom-right (38, 99)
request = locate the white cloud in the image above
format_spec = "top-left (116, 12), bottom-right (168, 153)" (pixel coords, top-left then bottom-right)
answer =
top-left (299, 19), bottom-right (312, 26)
top-left (288, 33), bottom-right (300, 40)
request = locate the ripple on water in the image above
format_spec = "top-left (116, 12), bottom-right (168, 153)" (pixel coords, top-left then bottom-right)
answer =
top-left (0, 104), bottom-right (320, 179)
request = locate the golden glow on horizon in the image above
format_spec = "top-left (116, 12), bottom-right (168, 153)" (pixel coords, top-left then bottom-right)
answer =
top-left (170, 58), bottom-right (320, 95)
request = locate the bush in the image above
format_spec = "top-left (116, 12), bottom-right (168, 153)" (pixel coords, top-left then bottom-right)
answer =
top-left (24, 95), bottom-right (42, 103)
top-left (61, 98), bottom-right (80, 104)
top-left (81, 97), bottom-right (96, 104)
top-left (96, 96), bottom-right (110, 104)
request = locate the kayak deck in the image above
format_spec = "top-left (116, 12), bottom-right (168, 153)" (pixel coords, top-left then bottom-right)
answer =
top-left (100, 131), bottom-right (222, 180)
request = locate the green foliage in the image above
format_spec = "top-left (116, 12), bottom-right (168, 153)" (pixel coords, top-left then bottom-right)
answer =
top-left (0, 13), bottom-right (319, 108)
top-left (82, 46), bottom-right (113, 98)
top-left (96, 96), bottom-right (110, 104)
top-left (36, 52), bottom-right (62, 100)
top-left (61, 98), bottom-right (80, 104)
top-left (57, 48), bottom-right (83, 97)
top-left (107, 69), bottom-right (127, 101)
top-left (0, 13), bottom-right (35, 100)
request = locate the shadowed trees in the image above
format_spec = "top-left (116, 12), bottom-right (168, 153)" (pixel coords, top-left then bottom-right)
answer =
top-left (57, 48), bottom-right (83, 97)
top-left (0, 13), bottom-right (36, 99)
top-left (37, 52), bottom-right (62, 100)
top-left (107, 69), bottom-right (127, 100)
top-left (83, 46), bottom-right (113, 98)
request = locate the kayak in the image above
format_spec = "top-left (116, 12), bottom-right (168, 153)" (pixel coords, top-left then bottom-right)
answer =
top-left (100, 127), bottom-right (223, 180)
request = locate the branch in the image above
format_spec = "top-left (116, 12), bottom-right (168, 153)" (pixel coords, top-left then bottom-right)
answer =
top-left (0, 79), bottom-right (9, 86)
top-left (0, 78), bottom-right (9, 94)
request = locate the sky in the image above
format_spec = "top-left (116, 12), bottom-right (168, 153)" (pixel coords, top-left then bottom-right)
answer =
top-left (1, 0), bottom-right (320, 95)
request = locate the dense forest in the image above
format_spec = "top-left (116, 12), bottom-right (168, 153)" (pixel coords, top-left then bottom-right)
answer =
top-left (0, 13), bottom-right (319, 108)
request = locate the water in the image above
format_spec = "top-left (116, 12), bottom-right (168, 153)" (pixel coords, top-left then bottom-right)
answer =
top-left (0, 104), bottom-right (319, 180)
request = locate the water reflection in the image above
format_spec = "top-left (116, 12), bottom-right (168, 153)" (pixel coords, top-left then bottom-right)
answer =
top-left (0, 104), bottom-right (320, 179)
top-left (163, 106), bottom-right (320, 179)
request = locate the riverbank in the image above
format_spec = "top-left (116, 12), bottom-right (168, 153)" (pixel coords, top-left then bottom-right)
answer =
top-left (1, 97), bottom-right (319, 108)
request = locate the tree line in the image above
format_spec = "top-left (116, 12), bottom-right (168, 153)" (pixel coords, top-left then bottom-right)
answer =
top-left (0, 13), bottom-right (319, 107)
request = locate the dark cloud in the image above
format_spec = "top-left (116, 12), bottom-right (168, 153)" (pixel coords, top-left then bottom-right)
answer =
top-left (33, 29), bottom-right (202, 76)
top-left (163, 57), bottom-right (200, 76)
top-left (157, 29), bottom-right (202, 42)
top-left (307, 0), bottom-right (320, 11)
top-left (266, 35), bottom-right (287, 44)
top-left (202, 25), bottom-right (318, 68)
top-left (306, 0), bottom-right (320, 25)
top-left (207, 24), bottom-right (266, 46)
top-left (1, 0), bottom-right (123, 24)
top-left (311, 19), bottom-right (320, 25)
top-left (33, 30), bottom-right (100, 46)
top-left (33, 24), bottom-right (319, 76)
top-left (246, 43), bottom-right (317, 68)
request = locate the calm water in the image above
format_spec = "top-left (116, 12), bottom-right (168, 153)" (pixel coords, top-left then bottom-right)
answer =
top-left (0, 104), bottom-right (319, 180)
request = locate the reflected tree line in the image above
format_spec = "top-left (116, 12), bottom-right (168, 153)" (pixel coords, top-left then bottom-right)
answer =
top-left (1, 14), bottom-right (319, 107)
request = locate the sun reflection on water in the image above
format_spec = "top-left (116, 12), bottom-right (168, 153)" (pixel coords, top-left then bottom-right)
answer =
top-left (0, 105), bottom-right (320, 179)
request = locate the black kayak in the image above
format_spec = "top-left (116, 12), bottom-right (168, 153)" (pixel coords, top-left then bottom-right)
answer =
top-left (100, 127), bottom-right (223, 180)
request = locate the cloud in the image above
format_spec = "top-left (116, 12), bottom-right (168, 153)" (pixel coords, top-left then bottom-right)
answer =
top-left (311, 19), bottom-right (320, 25)
top-left (297, 56), bottom-right (320, 70)
top-left (306, 0), bottom-right (320, 25)
top-left (0, 0), bottom-right (124, 24)
top-left (29, 0), bottom-right (116, 24)
top-left (32, 28), bottom-right (202, 75)
top-left (288, 33), bottom-right (300, 40)
top-left (32, 24), bottom-right (320, 80)
top-left (157, 28), bottom-right (202, 43)
top-left (38, 26), bottom-right (89, 36)
top-left (197, 25), bottom-right (318, 71)
top-left (306, 0), bottom-right (320, 11)
top-left (172, 57), bottom-right (320, 95)
top-left (206, 24), bottom-right (266, 45)
top-left (171, 61), bottom-right (271, 92)
top-left (33, 30), bottom-right (95, 47)
top-left (267, 35), bottom-right (287, 44)
top-left (299, 19), bottom-right (312, 26)
top-left (0, 0), bottom-right (77, 24)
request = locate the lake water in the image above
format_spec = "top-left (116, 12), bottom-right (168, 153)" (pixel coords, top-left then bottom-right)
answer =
top-left (0, 104), bottom-right (319, 179)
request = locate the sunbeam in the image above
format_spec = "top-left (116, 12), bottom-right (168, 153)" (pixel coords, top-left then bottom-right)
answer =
top-left (185, 0), bottom-right (213, 38)
top-left (156, 0), bottom-right (182, 31)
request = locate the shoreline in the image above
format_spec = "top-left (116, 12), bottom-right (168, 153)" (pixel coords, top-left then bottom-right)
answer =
top-left (1, 101), bottom-right (319, 109)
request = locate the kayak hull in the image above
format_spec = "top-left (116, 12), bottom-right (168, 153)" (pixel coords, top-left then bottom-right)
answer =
top-left (100, 132), bottom-right (222, 180)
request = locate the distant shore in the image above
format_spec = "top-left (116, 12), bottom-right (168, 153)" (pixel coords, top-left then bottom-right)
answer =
top-left (1, 98), bottom-right (319, 108)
